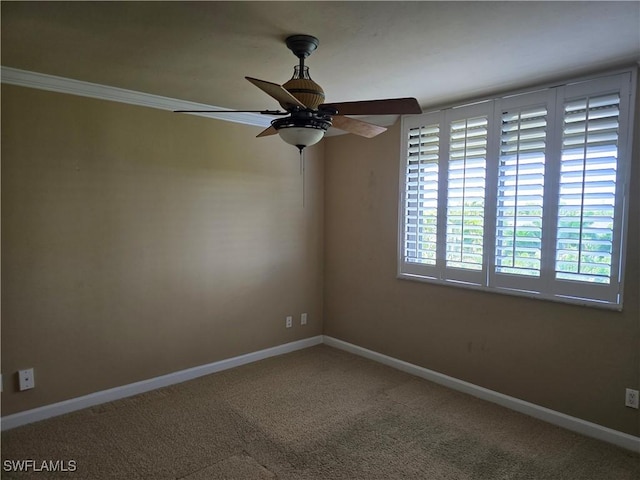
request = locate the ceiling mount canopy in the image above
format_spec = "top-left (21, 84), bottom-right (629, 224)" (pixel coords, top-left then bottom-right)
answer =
top-left (176, 33), bottom-right (422, 151)
top-left (285, 34), bottom-right (319, 59)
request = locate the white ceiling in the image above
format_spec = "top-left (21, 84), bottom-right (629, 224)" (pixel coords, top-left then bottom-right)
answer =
top-left (2, 1), bottom-right (639, 117)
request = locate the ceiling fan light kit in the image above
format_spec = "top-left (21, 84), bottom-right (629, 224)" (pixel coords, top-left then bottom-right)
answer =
top-left (277, 126), bottom-right (327, 152)
top-left (176, 34), bottom-right (422, 152)
top-left (272, 109), bottom-right (332, 152)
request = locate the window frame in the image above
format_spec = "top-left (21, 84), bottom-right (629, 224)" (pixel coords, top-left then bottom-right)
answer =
top-left (397, 68), bottom-right (636, 310)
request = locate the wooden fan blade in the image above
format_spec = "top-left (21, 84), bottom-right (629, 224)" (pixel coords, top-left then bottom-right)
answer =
top-left (246, 77), bottom-right (306, 109)
top-left (256, 125), bottom-right (278, 137)
top-left (331, 116), bottom-right (387, 138)
top-left (321, 97), bottom-right (422, 116)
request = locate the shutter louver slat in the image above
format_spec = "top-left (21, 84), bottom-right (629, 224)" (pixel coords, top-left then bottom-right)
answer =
top-left (555, 92), bottom-right (620, 285)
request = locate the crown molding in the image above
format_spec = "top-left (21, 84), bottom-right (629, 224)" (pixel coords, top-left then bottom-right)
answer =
top-left (0, 66), bottom-right (274, 128)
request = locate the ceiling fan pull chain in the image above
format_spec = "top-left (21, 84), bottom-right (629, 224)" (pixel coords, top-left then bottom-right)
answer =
top-left (300, 149), bottom-right (306, 208)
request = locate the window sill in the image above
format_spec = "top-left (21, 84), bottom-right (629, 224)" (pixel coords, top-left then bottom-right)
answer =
top-left (397, 272), bottom-right (623, 311)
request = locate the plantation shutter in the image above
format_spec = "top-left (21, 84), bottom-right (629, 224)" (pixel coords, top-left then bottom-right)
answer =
top-left (403, 124), bottom-right (440, 266)
top-left (551, 74), bottom-right (631, 304)
top-left (441, 103), bottom-right (492, 285)
top-left (446, 117), bottom-right (487, 270)
top-left (490, 89), bottom-right (556, 293)
top-left (495, 106), bottom-right (547, 276)
top-left (555, 93), bottom-right (619, 283)
top-left (400, 113), bottom-right (442, 278)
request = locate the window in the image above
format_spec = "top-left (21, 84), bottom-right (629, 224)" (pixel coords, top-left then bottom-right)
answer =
top-left (399, 71), bottom-right (635, 309)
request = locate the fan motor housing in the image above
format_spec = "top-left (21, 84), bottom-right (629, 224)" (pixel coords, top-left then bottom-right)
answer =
top-left (282, 77), bottom-right (325, 110)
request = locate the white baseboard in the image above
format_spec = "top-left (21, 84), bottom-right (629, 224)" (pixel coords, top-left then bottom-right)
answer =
top-left (1, 336), bottom-right (323, 431)
top-left (322, 335), bottom-right (640, 453)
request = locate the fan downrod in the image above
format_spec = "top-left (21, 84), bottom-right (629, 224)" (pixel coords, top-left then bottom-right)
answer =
top-left (285, 34), bottom-right (319, 59)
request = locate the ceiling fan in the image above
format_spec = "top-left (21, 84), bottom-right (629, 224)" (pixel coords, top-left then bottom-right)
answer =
top-left (176, 34), bottom-right (422, 152)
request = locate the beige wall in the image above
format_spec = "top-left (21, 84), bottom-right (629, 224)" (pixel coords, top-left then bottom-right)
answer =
top-left (323, 101), bottom-right (640, 436)
top-left (1, 85), bottom-right (324, 415)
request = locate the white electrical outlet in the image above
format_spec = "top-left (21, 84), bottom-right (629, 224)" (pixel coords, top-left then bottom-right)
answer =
top-left (18, 368), bottom-right (35, 391)
top-left (301, 313), bottom-right (308, 325)
top-left (625, 388), bottom-right (639, 409)
top-left (286, 316), bottom-right (293, 328)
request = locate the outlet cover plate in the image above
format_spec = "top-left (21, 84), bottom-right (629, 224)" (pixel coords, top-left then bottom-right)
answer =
top-left (625, 388), bottom-right (639, 409)
top-left (18, 368), bottom-right (35, 391)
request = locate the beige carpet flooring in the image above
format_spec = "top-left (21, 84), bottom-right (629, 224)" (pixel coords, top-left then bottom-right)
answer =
top-left (1, 345), bottom-right (639, 479)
